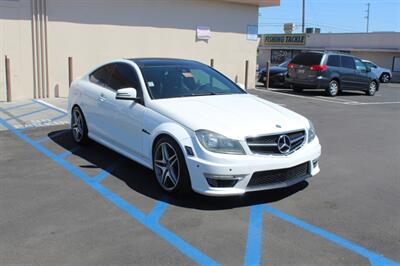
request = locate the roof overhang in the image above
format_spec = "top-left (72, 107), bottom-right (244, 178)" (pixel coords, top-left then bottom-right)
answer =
top-left (218, 0), bottom-right (280, 7)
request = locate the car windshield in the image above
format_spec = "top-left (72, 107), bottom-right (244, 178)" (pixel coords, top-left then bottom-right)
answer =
top-left (140, 64), bottom-right (245, 99)
top-left (292, 52), bottom-right (323, 66)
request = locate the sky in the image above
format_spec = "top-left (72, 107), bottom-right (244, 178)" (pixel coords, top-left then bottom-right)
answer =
top-left (259, 0), bottom-right (400, 34)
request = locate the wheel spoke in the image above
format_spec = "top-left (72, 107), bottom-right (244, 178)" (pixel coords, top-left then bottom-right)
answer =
top-left (169, 154), bottom-right (177, 166)
top-left (168, 169), bottom-right (177, 186)
top-left (161, 144), bottom-right (169, 161)
top-left (162, 169), bottom-right (169, 186)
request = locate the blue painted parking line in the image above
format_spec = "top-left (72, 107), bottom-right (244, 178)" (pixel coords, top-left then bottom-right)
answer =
top-left (147, 201), bottom-right (169, 223)
top-left (263, 205), bottom-right (400, 266)
top-left (0, 115), bottom-right (220, 266)
top-left (56, 146), bottom-right (80, 159)
top-left (4, 102), bottom-right (36, 111)
top-left (91, 162), bottom-right (120, 183)
top-left (244, 205), bottom-right (264, 266)
top-left (2, 102), bottom-right (399, 266)
top-left (6, 107), bottom-right (49, 121)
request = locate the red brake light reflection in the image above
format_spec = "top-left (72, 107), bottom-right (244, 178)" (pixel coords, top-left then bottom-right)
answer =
top-left (287, 63), bottom-right (295, 69)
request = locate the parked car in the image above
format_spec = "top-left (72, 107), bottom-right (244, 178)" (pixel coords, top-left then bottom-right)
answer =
top-left (68, 58), bottom-right (321, 196)
top-left (286, 51), bottom-right (380, 97)
top-left (362, 60), bottom-right (392, 83)
top-left (257, 60), bottom-right (290, 88)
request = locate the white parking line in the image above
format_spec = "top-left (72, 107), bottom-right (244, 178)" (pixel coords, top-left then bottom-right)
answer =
top-left (253, 88), bottom-right (352, 105)
top-left (252, 88), bottom-right (400, 106)
top-left (347, 101), bottom-right (400, 105)
top-left (33, 99), bottom-right (68, 114)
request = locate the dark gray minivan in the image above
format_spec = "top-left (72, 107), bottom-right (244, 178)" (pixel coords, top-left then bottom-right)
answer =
top-left (286, 51), bottom-right (380, 96)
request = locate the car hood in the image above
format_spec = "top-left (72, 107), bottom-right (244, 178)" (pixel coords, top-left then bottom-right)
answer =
top-left (149, 94), bottom-right (308, 140)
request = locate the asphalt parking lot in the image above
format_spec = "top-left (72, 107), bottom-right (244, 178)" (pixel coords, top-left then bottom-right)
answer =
top-left (0, 84), bottom-right (399, 266)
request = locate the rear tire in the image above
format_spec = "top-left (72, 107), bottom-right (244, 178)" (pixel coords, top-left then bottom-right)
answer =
top-left (326, 80), bottom-right (339, 97)
top-left (291, 84), bottom-right (303, 93)
top-left (153, 136), bottom-right (192, 195)
top-left (366, 80), bottom-right (377, 96)
top-left (71, 106), bottom-right (89, 144)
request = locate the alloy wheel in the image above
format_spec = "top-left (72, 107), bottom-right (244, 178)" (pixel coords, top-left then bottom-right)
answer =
top-left (71, 108), bottom-right (84, 142)
top-left (382, 74), bottom-right (390, 83)
top-left (154, 142), bottom-right (180, 191)
top-left (329, 81), bottom-right (339, 96)
top-left (368, 81), bottom-right (377, 96)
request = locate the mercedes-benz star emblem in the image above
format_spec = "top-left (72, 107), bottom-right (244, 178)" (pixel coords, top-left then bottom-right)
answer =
top-left (277, 135), bottom-right (291, 154)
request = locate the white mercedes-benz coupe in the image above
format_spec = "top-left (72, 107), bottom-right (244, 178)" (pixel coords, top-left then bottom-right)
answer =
top-left (68, 58), bottom-right (321, 196)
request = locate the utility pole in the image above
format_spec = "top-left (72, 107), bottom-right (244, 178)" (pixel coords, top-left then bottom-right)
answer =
top-left (302, 0), bottom-right (305, 33)
top-left (365, 3), bottom-right (370, 33)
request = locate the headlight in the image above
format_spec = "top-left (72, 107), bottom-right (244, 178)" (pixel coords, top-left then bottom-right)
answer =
top-left (307, 120), bottom-right (316, 143)
top-left (195, 130), bottom-right (245, 155)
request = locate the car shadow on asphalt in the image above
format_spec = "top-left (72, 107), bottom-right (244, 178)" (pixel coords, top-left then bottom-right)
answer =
top-left (49, 129), bottom-right (309, 211)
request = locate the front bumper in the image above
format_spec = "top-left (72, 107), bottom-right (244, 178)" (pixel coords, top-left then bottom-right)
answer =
top-left (184, 137), bottom-right (321, 196)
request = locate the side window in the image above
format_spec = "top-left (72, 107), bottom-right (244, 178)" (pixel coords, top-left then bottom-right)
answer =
top-left (341, 56), bottom-right (356, 69)
top-left (108, 63), bottom-right (141, 92)
top-left (327, 55), bottom-right (340, 67)
top-left (89, 64), bottom-right (114, 88)
top-left (354, 58), bottom-right (367, 72)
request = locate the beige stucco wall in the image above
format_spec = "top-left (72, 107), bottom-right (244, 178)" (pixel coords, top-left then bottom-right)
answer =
top-left (0, 0), bottom-right (34, 101)
top-left (0, 0), bottom-right (260, 101)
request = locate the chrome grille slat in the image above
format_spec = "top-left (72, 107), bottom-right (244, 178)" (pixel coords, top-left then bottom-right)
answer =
top-left (246, 130), bottom-right (306, 155)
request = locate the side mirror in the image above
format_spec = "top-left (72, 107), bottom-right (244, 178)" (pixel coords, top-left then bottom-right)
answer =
top-left (236, 83), bottom-right (245, 90)
top-left (116, 87), bottom-right (139, 101)
top-left (366, 66), bottom-right (371, 73)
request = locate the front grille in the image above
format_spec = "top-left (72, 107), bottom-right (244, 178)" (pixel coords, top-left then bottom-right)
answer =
top-left (247, 162), bottom-right (309, 188)
top-left (246, 130), bottom-right (306, 155)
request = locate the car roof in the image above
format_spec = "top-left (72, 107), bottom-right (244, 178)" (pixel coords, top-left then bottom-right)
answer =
top-left (129, 58), bottom-right (201, 67)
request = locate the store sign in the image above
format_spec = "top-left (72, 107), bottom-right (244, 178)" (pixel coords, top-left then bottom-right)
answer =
top-left (264, 34), bottom-right (306, 46)
top-left (196, 26), bottom-right (211, 40)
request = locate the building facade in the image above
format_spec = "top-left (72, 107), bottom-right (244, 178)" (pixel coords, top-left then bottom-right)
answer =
top-left (258, 32), bottom-right (400, 81)
top-left (0, 0), bottom-right (279, 101)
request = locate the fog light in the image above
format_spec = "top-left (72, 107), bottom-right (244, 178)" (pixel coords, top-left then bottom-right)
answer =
top-left (312, 158), bottom-right (320, 168)
top-left (204, 173), bottom-right (246, 188)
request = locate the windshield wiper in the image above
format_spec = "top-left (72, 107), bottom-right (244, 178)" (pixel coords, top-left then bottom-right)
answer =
top-left (190, 92), bottom-right (217, 96)
top-left (180, 92), bottom-right (218, 97)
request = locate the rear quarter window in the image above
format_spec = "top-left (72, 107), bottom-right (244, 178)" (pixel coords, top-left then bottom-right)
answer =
top-left (327, 55), bottom-right (341, 67)
top-left (292, 53), bottom-right (323, 66)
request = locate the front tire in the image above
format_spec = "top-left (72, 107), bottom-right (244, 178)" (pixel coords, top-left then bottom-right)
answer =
top-left (366, 80), bottom-right (378, 96)
top-left (71, 106), bottom-right (89, 144)
top-left (326, 80), bottom-right (339, 97)
top-left (153, 136), bottom-right (191, 195)
top-left (380, 73), bottom-right (390, 83)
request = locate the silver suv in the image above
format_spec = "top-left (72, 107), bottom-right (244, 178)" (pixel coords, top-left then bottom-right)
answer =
top-left (362, 60), bottom-right (392, 83)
